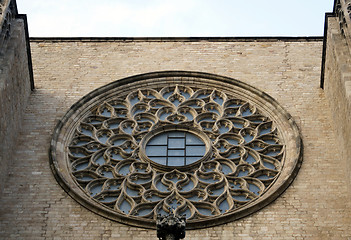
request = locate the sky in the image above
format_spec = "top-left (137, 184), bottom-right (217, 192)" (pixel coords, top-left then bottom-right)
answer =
top-left (16, 0), bottom-right (334, 37)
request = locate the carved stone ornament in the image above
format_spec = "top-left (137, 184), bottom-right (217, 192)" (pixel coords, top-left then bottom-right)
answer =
top-left (50, 71), bottom-right (302, 229)
top-left (156, 212), bottom-right (186, 240)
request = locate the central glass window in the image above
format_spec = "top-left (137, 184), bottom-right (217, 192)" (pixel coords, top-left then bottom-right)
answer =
top-left (145, 131), bottom-right (206, 166)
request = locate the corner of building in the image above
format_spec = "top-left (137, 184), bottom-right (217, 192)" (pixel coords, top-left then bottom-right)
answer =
top-left (321, 0), bottom-right (351, 196)
top-left (0, 0), bottom-right (34, 194)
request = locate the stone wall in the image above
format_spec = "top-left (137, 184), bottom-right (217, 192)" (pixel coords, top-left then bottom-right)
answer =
top-left (323, 16), bottom-right (351, 196)
top-left (0, 18), bottom-right (32, 194)
top-left (0, 38), bottom-right (350, 239)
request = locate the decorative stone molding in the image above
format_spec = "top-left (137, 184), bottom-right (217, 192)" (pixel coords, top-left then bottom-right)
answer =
top-left (50, 71), bottom-right (302, 229)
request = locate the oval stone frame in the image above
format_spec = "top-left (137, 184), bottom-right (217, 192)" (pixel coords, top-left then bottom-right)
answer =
top-left (49, 71), bottom-right (302, 229)
top-left (140, 125), bottom-right (212, 172)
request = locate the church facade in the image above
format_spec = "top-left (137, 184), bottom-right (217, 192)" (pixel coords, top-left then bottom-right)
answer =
top-left (0, 0), bottom-right (351, 239)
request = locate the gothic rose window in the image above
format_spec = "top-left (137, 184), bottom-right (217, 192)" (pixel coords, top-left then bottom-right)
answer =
top-left (50, 71), bottom-right (302, 229)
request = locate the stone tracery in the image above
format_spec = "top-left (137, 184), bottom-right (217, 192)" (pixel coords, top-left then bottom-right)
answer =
top-left (50, 71), bottom-right (302, 229)
top-left (69, 84), bottom-right (284, 220)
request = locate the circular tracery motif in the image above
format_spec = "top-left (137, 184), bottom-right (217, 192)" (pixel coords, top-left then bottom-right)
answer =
top-left (50, 71), bottom-right (302, 229)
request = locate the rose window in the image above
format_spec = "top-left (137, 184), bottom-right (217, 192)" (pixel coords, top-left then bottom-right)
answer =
top-left (50, 71), bottom-right (302, 229)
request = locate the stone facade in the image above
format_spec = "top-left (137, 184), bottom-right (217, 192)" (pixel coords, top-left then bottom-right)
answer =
top-left (323, 15), bottom-right (351, 197)
top-left (0, 38), bottom-right (349, 239)
top-left (0, 0), bottom-right (32, 195)
top-left (1, 1), bottom-right (351, 239)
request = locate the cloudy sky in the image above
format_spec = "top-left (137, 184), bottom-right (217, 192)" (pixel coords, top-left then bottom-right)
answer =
top-left (17, 0), bottom-right (333, 37)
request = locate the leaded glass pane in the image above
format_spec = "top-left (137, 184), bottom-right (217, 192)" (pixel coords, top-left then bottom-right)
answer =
top-left (186, 145), bottom-right (206, 156)
top-left (168, 138), bottom-right (185, 148)
top-left (146, 146), bottom-right (167, 156)
top-left (168, 149), bottom-right (185, 157)
top-left (186, 133), bottom-right (204, 145)
top-left (186, 157), bottom-right (201, 165)
top-left (148, 134), bottom-right (167, 145)
top-left (150, 157), bottom-right (166, 165)
top-left (145, 131), bottom-right (205, 167)
top-left (168, 157), bottom-right (185, 166)
top-left (168, 131), bottom-right (185, 137)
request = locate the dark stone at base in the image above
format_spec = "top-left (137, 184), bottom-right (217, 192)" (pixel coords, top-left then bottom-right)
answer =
top-left (156, 212), bottom-right (186, 240)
